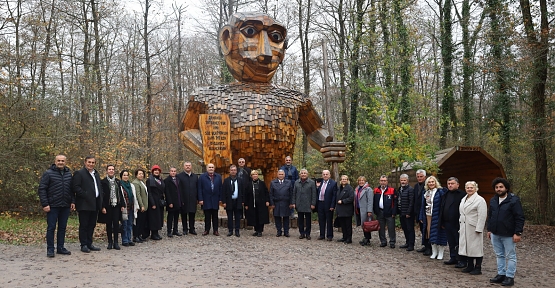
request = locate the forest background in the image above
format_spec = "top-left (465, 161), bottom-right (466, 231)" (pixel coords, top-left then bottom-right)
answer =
top-left (0, 0), bottom-right (553, 225)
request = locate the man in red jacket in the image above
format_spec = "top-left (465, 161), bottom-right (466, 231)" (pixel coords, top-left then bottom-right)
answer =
top-left (373, 175), bottom-right (397, 248)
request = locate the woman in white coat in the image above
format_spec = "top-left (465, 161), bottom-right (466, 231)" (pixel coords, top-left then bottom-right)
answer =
top-left (458, 181), bottom-right (487, 275)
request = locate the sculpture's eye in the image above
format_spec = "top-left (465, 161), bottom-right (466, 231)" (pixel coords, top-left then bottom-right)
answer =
top-left (241, 25), bottom-right (258, 37)
top-left (268, 30), bottom-right (284, 43)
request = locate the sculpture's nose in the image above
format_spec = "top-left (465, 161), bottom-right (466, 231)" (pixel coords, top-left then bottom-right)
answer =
top-left (257, 32), bottom-right (273, 63)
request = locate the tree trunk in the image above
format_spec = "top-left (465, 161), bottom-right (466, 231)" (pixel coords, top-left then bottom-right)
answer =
top-left (439, 0), bottom-right (456, 148)
top-left (143, 0), bottom-right (153, 166)
top-left (519, 0), bottom-right (549, 224)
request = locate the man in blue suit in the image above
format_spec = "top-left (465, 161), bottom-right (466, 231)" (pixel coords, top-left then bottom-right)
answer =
top-left (316, 170), bottom-right (337, 240)
top-left (198, 163), bottom-right (223, 236)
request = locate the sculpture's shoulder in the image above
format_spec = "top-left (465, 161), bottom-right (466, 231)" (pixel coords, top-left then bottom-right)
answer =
top-left (190, 82), bottom-right (306, 106)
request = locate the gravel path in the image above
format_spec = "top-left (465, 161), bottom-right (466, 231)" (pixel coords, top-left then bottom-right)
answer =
top-left (1, 223), bottom-right (552, 287)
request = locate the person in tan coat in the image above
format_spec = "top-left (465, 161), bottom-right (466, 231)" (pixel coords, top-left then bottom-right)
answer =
top-left (458, 181), bottom-right (487, 275)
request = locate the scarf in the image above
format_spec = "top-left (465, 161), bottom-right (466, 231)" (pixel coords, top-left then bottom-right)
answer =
top-left (108, 177), bottom-right (117, 207)
top-left (121, 180), bottom-right (134, 207)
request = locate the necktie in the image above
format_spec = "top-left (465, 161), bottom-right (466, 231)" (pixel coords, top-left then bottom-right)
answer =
top-left (173, 178), bottom-right (181, 204)
top-left (280, 180), bottom-right (282, 185)
top-left (320, 181), bottom-right (327, 201)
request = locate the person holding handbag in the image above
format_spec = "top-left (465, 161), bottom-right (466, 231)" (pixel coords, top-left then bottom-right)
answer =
top-left (354, 176), bottom-right (374, 246)
top-left (335, 175), bottom-right (355, 243)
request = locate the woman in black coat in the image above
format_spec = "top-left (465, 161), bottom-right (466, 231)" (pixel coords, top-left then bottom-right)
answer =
top-left (335, 175), bottom-right (355, 243)
top-left (146, 165), bottom-right (165, 240)
top-left (244, 170), bottom-right (270, 237)
top-left (98, 165), bottom-right (123, 250)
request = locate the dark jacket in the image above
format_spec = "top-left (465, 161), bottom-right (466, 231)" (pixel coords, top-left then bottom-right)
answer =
top-left (72, 167), bottom-right (103, 212)
top-left (316, 179), bottom-right (338, 211)
top-left (244, 179), bottom-right (270, 225)
top-left (292, 178), bottom-right (317, 213)
top-left (38, 164), bottom-right (73, 208)
top-left (146, 174), bottom-right (165, 230)
top-left (397, 185), bottom-right (414, 217)
top-left (439, 188), bottom-right (465, 228)
top-left (237, 166), bottom-right (252, 189)
top-left (413, 181), bottom-right (426, 216)
top-left (279, 164), bottom-right (299, 188)
top-left (269, 178), bottom-right (292, 217)
top-left (164, 176), bottom-right (184, 211)
top-left (335, 184), bottom-right (354, 217)
top-left (176, 171), bottom-right (198, 213)
top-left (198, 172), bottom-right (223, 210)
top-left (419, 187), bottom-right (448, 245)
top-left (97, 177), bottom-right (123, 224)
top-left (487, 193), bottom-right (525, 237)
top-left (221, 176), bottom-right (244, 210)
top-left (373, 186), bottom-right (397, 217)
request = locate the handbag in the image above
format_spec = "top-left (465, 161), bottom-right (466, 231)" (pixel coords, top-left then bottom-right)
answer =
top-left (362, 216), bottom-right (380, 232)
top-left (160, 199), bottom-right (167, 207)
top-left (122, 208), bottom-right (129, 221)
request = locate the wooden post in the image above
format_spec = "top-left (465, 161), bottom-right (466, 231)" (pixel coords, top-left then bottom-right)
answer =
top-left (322, 40), bottom-right (339, 180)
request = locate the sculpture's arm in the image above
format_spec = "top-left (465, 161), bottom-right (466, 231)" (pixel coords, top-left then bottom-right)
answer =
top-left (298, 100), bottom-right (346, 163)
top-left (179, 100), bottom-right (207, 157)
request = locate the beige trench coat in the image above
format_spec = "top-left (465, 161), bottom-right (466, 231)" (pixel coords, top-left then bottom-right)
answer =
top-left (458, 192), bottom-right (487, 257)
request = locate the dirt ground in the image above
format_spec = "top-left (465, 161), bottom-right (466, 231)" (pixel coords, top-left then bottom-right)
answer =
top-left (1, 223), bottom-right (553, 287)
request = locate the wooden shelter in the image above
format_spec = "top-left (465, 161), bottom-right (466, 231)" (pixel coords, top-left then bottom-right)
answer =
top-left (388, 146), bottom-right (506, 205)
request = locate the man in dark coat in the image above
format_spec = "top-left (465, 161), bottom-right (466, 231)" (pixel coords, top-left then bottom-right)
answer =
top-left (198, 163), bottom-right (223, 236)
top-left (146, 165), bottom-right (165, 240)
top-left (72, 156), bottom-right (103, 253)
top-left (270, 170), bottom-right (293, 237)
top-left (316, 170), bottom-right (337, 241)
top-left (176, 161), bottom-right (198, 235)
top-left (244, 170), bottom-right (270, 236)
top-left (374, 175), bottom-right (397, 248)
top-left (279, 156), bottom-right (298, 217)
top-left (164, 167), bottom-right (184, 237)
top-left (236, 158), bottom-right (251, 221)
top-left (292, 169), bottom-right (317, 240)
top-left (397, 174), bottom-right (415, 251)
top-left (221, 165), bottom-right (244, 237)
top-left (440, 177), bottom-right (466, 266)
top-left (38, 154), bottom-right (74, 257)
top-left (413, 169), bottom-right (427, 252)
top-left (487, 177), bottom-right (525, 287)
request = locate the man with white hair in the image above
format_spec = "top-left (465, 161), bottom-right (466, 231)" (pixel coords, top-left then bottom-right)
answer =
top-left (397, 174), bottom-right (415, 251)
top-left (413, 169), bottom-right (428, 253)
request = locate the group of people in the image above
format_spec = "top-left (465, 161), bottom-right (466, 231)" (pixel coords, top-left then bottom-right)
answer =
top-left (38, 155), bottom-right (524, 286)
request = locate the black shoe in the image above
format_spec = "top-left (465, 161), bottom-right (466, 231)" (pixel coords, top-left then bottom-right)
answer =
top-left (501, 277), bottom-right (514, 286)
top-left (284, 233), bottom-right (290, 237)
top-left (257, 232), bottom-right (262, 237)
top-left (469, 267), bottom-right (482, 275)
top-left (317, 236), bottom-right (325, 240)
top-left (47, 251), bottom-right (55, 258)
top-left (360, 238), bottom-right (370, 246)
top-left (423, 249), bottom-right (432, 256)
top-left (113, 243), bottom-right (121, 250)
top-left (227, 231), bottom-right (233, 237)
top-left (189, 230), bottom-right (197, 235)
top-left (461, 266), bottom-right (475, 273)
top-left (455, 262), bottom-right (467, 268)
top-left (400, 244), bottom-right (409, 249)
top-left (444, 258), bottom-right (458, 265)
top-left (133, 237), bottom-right (143, 243)
top-left (326, 238), bottom-right (333, 241)
top-left (380, 243), bottom-right (387, 247)
top-left (151, 235), bottom-right (162, 240)
top-left (88, 245), bottom-right (101, 251)
top-left (337, 238), bottom-right (346, 242)
top-left (344, 239), bottom-right (352, 244)
top-left (107, 243), bottom-right (113, 250)
top-left (235, 231), bottom-right (240, 237)
top-left (299, 235), bottom-right (305, 239)
top-left (390, 244), bottom-right (395, 248)
top-left (276, 232), bottom-right (282, 237)
top-left (306, 236), bottom-right (311, 240)
top-left (81, 246), bottom-right (91, 253)
top-left (490, 275), bottom-right (506, 283)
top-left (128, 242), bottom-right (135, 246)
top-left (138, 236), bottom-right (147, 242)
top-left (122, 243), bottom-right (130, 247)
top-left (406, 246), bottom-right (414, 251)
top-left (182, 230), bottom-right (188, 235)
top-left (56, 248), bottom-right (71, 255)
top-left (416, 247), bottom-right (426, 253)
top-left (173, 231), bottom-right (182, 236)
top-left (167, 232), bottom-right (173, 237)
top-left (253, 232), bottom-right (259, 237)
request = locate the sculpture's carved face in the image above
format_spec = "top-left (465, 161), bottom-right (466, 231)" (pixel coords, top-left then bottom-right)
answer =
top-left (220, 12), bottom-right (287, 83)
